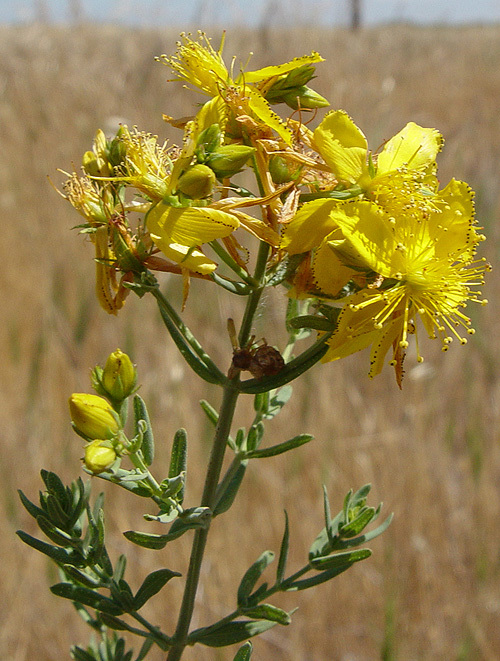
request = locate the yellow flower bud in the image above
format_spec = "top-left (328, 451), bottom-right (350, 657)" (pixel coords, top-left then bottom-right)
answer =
top-left (69, 393), bottom-right (120, 440)
top-left (102, 349), bottom-right (137, 401)
top-left (84, 440), bottom-right (117, 474)
top-left (177, 164), bottom-right (216, 199)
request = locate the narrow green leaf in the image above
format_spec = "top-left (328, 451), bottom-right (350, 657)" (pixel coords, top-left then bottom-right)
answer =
top-left (63, 565), bottom-right (102, 589)
top-left (322, 485), bottom-right (335, 548)
top-left (45, 493), bottom-right (71, 528)
top-left (233, 641), bottom-right (253, 661)
top-left (276, 511), bottom-right (290, 585)
top-left (123, 531), bottom-right (171, 550)
top-left (50, 582), bottom-right (124, 615)
top-left (98, 613), bottom-right (130, 631)
top-left (253, 391), bottom-right (269, 414)
top-left (133, 395), bottom-right (155, 466)
top-left (71, 646), bottom-right (96, 661)
top-left (36, 514), bottom-right (79, 547)
top-left (352, 483), bottom-right (372, 506)
top-left (213, 462), bottom-right (247, 517)
top-left (262, 386), bottom-right (293, 420)
top-left (237, 551), bottom-right (275, 607)
top-left (134, 638), bottom-right (155, 661)
top-left (190, 619), bottom-right (277, 647)
top-left (246, 423), bottom-right (264, 453)
top-left (286, 562), bottom-right (360, 591)
top-left (18, 489), bottom-right (45, 520)
top-left (288, 315), bottom-right (336, 331)
top-left (16, 530), bottom-right (83, 566)
top-left (309, 548), bottom-right (372, 570)
top-left (41, 470), bottom-right (69, 509)
top-left (169, 429), bottom-right (187, 503)
top-left (113, 554), bottom-right (127, 583)
top-left (246, 434), bottom-right (313, 459)
top-left (200, 399), bottom-right (219, 426)
top-left (309, 510), bottom-right (344, 560)
top-left (337, 513), bottom-right (394, 550)
top-left (242, 604), bottom-right (291, 625)
top-left (133, 568), bottom-right (181, 610)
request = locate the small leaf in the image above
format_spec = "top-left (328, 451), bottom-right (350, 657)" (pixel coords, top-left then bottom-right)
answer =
top-left (233, 641), bottom-right (253, 661)
top-left (63, 565), bottom-right (102, 589)
top-left (133, 395), bottom-right (155, 466)
top-left (286, 563), bottom-right (360, 591)
top-left (309, 548), bottom-right (372, 570)
top-left (288, 314), bottom-right (336, 331)
top-left (71, 646), bottom-right (96, 661)
top-left (190, 619), bottom-right (277, 647)
top-left (169, 428), bottom-right (187, 503)
top-left (133, 568), bottom-right (181, 610)
top-left (45, 493), bottom-right (71, 528)
top-left (50, 582), bottom-right (124, 615)
top-left (246, 434), bottom-right (313, 459)
top-left (237, 551), bottom-right (275, 607)
top-left (123, 531), bottom-right (172, 550)
top-left (263, 386), bottom-right (293, 420)
top-left (276, 511), bottom-right (290, 585)
top-left (242, 604), bottom-right (291, 625)
top-left (18, 489), bottom-right (45, 520)
top-left (113, 554), bottom-right (127, 583)
top-left (135, 639), bottom-right (155, 661)
top-left (340, 507), bottom-right (376, 538)
top-left (246, 423), bottom-right (264, 452)
top-left (36, 515), bottom-right (80, 547)
top-left (16, 530), bottom-right (84, 566)
top-left (98, 613), bottom-right (130, 631)
top-left (41, 470), bottom-right (69, 509)
top-left (200, 399), bottom-right (219, 426)
top-left (213, 463), bottom-right (247, 517)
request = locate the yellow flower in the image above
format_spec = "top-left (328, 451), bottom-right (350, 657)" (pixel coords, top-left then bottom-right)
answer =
top-left (315, 183), bottom-right (488, 382)
top-left (69, 393), bottom-right (121, 440)
top-left (312, 111), bottom-right (443, 217)
top-left (84, 440), bottom-right (117, 474)
top-left (159, 32), bottom-right (324, 145)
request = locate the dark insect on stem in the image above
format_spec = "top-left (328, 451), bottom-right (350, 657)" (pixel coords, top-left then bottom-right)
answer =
top-left (227, 318), bottom-right (285, 379)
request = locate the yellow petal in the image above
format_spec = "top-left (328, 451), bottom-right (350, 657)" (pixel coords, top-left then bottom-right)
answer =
top-left (147, 204), bottom-right (240, 246)
top-left (376, 122), bottom-right (443, 175)
top-left (281, 199), bottom-right (340, 254)
top-left (241, 52), bottom-right (324, 83)
top-left (368, 316), bottom-right (403, 378)
top-left (233, 211), bottom-right (280, 246)
top-left (149, 238), bottom-right (217, 275)
top-left (245, 86), bottom-right (293, 145)
top-left (195, 95), bottom-right (228, 135)
top-left (327, 201), bottom-right (397, 275)
top-left (431, 179), bottom-right (477, 261)
top-left (312, 238), bottom-right (358, 296)
top-left (313, 110), bottom-right (368, 184)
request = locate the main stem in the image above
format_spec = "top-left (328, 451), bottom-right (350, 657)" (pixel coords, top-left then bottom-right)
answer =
top-left (166, 242), bottom-right (270, 661)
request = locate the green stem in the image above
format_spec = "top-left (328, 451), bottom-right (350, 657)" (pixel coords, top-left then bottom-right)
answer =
top-left (166, 383), bottom-right (240, 661)
top-left (238, 241), bottom-right (270, 347)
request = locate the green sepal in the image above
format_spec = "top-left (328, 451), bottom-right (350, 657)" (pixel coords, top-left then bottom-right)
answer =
top-left (309, 548), bottom-right (372, 571)
top-left (237, 550), bottom-right (275, 608)
top-left (213, 462), bottom-right (248, 517)
top-left (233, 642), bottom-right (253, 661)
top-left (276, 511), bottom-right (290, 585)
top-left (242, 604), bottom-right (291, 626)
top-left (16, 530), bottom-right (85, 566)
top-left (245, 434), bottom-right (313, 459)
top-left (189, 619), bottom-right (277, 647)
top-left (50, 582), bottom-right (124, 616)
top-left (133, 395), bottom-right (155, 466)
top-left (169, 428), bottom-right (187, 504)
top-left (133, 568), bottom-right (181, 610)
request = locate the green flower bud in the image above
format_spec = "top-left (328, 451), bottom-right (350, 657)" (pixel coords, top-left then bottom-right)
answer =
top-left (177, 164), bottom-right (216, 199)
top-left (281, 85), bottom-right (329, 110)
top-left (207, 145), bottom-right (256, 179)
top-left (102, 349), bottom-right (137, 401)
top-left (69, 393), bottom-right (120, 440)
top-left (269, 155), bottom-right (301, 185)
top-left (84, 440), bottom-right (117, 474)
top-left (196, 124), bottom-right (222, 156)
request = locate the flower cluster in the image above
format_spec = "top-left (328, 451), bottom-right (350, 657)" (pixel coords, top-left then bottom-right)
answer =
top-left (60, 32), bottom-right (489, 384)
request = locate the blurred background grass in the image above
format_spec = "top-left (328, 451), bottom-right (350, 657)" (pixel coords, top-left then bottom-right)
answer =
top-left (1, 22), bottom-right (499, 660)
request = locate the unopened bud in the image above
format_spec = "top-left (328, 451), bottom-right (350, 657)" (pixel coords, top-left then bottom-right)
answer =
top-left (269, 155), bottom-right (301, 184)
top-left (281, 86), bottom-right (329, 110)
top-left (102, 349), bottom-right (137, 401)
top-left (69, 393), bottom-right (120, 440)
top-left (84, 440), bottom-right (117, 474)
top-left (196, 124), bottom-right (222, 156)
top-left (207, 145), bottom-right (256, 179)
top-left (177, 164), bottom-right (216, 199)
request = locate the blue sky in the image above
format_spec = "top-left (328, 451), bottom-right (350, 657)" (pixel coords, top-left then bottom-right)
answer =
top-left (3, 0), bottom-right (500, 26)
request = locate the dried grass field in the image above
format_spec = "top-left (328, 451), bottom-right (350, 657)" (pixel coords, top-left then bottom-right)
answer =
top-left (1, 22), bottom-right (499, 660)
